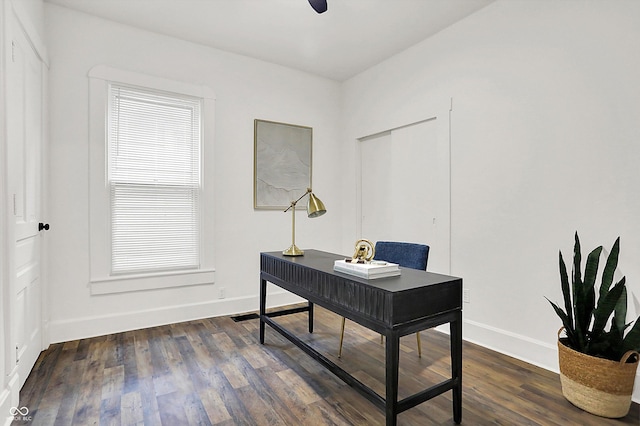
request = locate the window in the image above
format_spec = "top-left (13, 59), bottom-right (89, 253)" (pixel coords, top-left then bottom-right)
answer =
top-left (89, 66), bottom-right (215, 294)
top-left (108, 85), bottom-right (201, 274)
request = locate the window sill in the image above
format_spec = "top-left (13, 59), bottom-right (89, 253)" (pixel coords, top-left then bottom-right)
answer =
top-left (90, 268), bottom-right (215, 295)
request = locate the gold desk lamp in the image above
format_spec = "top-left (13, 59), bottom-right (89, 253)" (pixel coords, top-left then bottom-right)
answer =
top-left (283, 188), bottom-right (326, 256)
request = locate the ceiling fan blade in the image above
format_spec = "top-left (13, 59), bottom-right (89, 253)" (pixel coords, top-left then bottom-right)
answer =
top-left (308, 0), bottom-right (328, 14)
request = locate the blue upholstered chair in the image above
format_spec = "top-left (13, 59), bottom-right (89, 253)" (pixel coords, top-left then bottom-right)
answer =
top-left (338, 241), bottom-right (430, 357)
top-left (374, 241), bottom-right (429, 271)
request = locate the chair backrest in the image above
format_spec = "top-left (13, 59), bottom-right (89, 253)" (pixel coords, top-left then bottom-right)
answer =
top-left (373, 241), bottom-right (429, 271)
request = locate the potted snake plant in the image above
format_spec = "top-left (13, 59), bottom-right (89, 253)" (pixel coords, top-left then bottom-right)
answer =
top-left (546, 232), bottom-right (640, 418)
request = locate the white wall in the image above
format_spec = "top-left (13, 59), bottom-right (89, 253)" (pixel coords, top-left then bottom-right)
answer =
top-left (44, 3), bottom-right (343, 343)
top-left (342, 0), bottom-right (640, 401)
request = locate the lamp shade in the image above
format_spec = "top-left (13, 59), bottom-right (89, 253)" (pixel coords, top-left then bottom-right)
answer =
top-left (307, 192), bottom-right (326, 218)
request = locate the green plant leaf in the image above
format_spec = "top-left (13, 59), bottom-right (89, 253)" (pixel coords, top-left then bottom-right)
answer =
top-left (592, 278), bottom-right (625, 338)
top-left (600, 237), bottom-right (620, 299)
top-left (582, 245), bottom-right (602, 329)
top-left (589, 325), bottom-right (621, 359)
top-left (622, 318), bottom-right (640, 354)
top-left (614, 285), bottom-right (627, 333)
top-left (559, 251), bottom-right (573, 329)
top-left (589, 333), bottom-right (614, 357)
top-left (572, 232), bottom-right (582, 300)
top-left (546, 298), bottom-right (577, 347)
top-left (572, 233), bottom-right (587, 350)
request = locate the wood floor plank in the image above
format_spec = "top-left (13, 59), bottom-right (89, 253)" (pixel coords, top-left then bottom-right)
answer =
top-left (174, 335), bottom-right (210, 391)
top-left (198, 387), bottom-right (232, 424)
top-left (14, 305), bottom-right (640, 425)
top-left (100, 395), bottom-right (121, 426)
top-left (53, 341), bottom-right (93, 425)
top-left (102, 365), bottom-right (125, 400)
top-left (121, 331), bottom-right (139, 395)
top-left (275, 368), bottom-right (323, 405)
top-left (254, 366), bottom-right (327, 425)
top-left (208, 369), bottom-right (255, 425)
top-left (220, 362), bottom-right (250, 390)
top-left (71, 340), bottom-right (108, 425)
top-left (156, 392), bottom-right (189, 426)
top-left (182, 392), bottom-right (213, 426)
top-left (136, 377), bottom-right (162, 425)
top-left (234, 385), bottom-right (288, 426)
top-left (120, 391), bottom-right (144, 425)
top-left (133, 328), bottom-right (153, 380)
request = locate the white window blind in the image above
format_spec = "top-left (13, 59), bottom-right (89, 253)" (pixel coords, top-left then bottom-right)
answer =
top-left (108, 84), bottom-right (202, 274)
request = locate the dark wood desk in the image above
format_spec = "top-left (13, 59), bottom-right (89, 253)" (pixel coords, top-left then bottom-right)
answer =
top-left (259, 250), bottom-right (463, 426)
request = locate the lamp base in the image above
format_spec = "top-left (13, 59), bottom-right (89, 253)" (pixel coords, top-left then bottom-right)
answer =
top-left (283, 244), bottom-right (304, 256)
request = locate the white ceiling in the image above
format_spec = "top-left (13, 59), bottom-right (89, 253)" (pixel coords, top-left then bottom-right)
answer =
top-left (45, 0), bottom-right (494, 81)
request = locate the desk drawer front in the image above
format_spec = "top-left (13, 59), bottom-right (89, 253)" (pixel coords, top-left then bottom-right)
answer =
top-left (261, 255), bottom-right (389, 325)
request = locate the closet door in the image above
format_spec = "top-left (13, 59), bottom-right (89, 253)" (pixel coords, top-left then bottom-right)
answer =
top-left (360, 116), bottom-right (449, 273)
top-left (6, 12), bottom-right (45, 389)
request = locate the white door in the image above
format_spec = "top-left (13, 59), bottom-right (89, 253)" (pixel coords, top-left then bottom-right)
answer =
top-left (359, 115), bottom-right (450, 274)
top-left (6, 15), bottom-right (45, 389)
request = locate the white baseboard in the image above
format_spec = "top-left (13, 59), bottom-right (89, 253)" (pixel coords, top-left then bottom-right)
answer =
top-left (463, 318), bottom-right (640, 403)
top-left (463, 318), bottom-right (559, 371)
top-left (48, 290), bottom-right (304, 344)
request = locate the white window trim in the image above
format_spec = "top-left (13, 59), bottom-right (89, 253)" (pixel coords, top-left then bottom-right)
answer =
top-left (88, 65), bottom-right (216, 295)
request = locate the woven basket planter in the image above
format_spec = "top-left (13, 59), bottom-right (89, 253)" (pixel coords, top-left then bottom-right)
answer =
top-left (558, 329), bottom-right (639, 418)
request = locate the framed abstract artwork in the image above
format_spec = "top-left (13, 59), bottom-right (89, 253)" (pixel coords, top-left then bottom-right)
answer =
top-left (254, 119), bottom-right (312, 209)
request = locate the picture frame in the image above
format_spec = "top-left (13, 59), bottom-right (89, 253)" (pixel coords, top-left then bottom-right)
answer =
top-left (254, 119), bottom-right (313, 209)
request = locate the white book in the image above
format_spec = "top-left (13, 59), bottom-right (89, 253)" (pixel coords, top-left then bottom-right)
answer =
top-left (333, 260), bottom-right (401, 279)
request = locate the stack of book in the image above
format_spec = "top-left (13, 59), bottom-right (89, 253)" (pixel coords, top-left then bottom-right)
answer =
top-left (333, 259), bottom-right (401, 279)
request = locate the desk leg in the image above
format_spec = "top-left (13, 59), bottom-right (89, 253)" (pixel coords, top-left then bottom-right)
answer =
top-left (451, 311), bottom-right (463, 424)
top-left (308, 302), bottom-right (314, 333)
top-left (385, 331), bottom-right (400, 426)
top-left (260, 278), bottom-right (267, 344)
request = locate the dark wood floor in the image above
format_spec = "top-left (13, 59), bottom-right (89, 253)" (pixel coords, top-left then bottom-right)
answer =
top-left (14, 305), bottom-right (640, 425)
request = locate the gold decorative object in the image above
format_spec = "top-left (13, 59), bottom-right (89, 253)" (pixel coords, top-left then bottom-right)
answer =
top-left (282, 188), bottom-right (326, 256)
top-left (351, 239), bottom-right (375, 263)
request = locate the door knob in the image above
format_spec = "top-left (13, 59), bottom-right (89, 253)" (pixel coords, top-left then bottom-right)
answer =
top-left (38, 223), bottom-right (49, 231)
